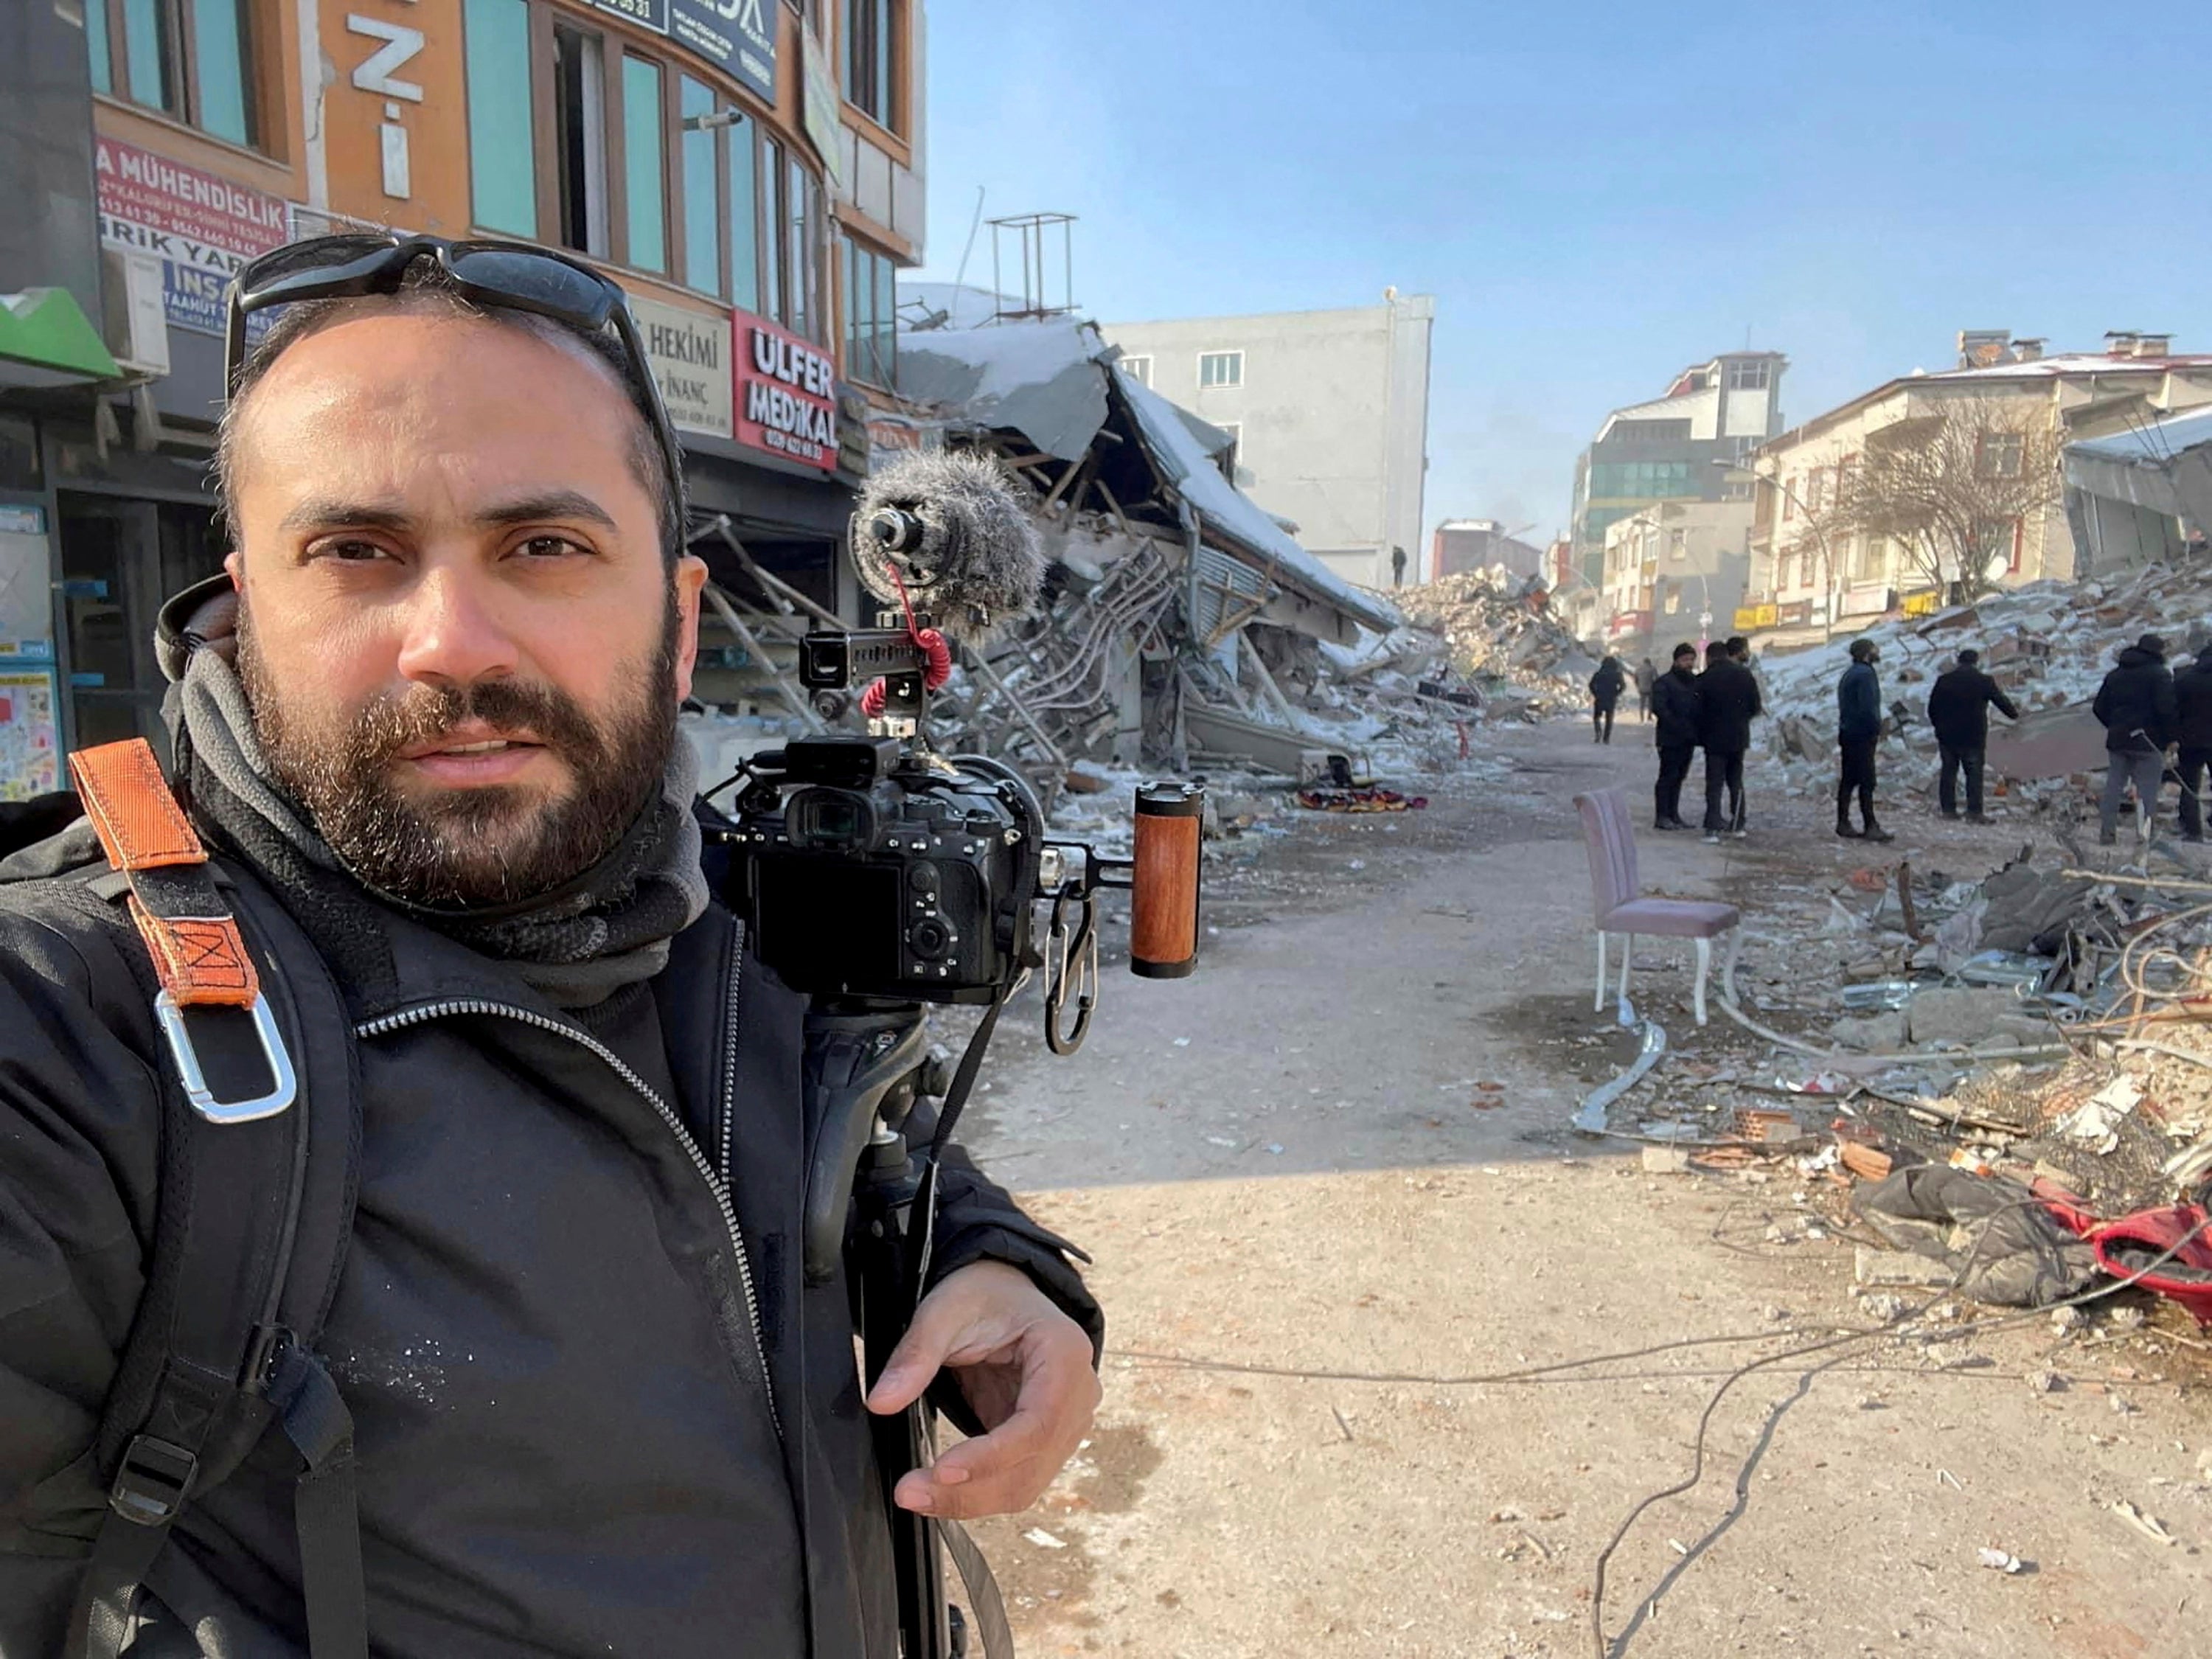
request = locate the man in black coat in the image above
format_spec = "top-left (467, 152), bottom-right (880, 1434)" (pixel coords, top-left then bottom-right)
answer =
top-left (1649, 641), bottom-right (1702, 830)
top-left (1696, 639), bottom-right (1762, 843)
top-left (1924, 647), bottom-right (2020, 821)
top-left (0, 251), bottom-right (1100, 1655)
top-left (1589, 655), bottom-right (1627, 743)
top-left (2093, 633), bottom-right (2177, 845)
top-left (2171, 637), bottom-right (2212, 841)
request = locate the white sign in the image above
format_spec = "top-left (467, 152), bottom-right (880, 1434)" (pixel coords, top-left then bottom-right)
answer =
top-left (630, 294), bottom-right (733, 440)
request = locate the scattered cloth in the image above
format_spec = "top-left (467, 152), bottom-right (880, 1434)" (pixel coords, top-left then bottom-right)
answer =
top-left (1851, 1167), bottom-right (2097, 1307)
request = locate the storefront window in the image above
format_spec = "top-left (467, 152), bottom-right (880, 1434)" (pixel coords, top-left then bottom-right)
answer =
top-left (727, 113), bottom-right (760, 312)
top-left (465, 0), bottom-right (538, 237)
top-left (680, 77), bottom-right (720, 295)
top-left (622, 58), bottom-right (667, 274)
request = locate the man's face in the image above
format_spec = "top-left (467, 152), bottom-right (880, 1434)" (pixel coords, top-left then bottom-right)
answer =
top-left (226, 308), bottom-right (708, 908)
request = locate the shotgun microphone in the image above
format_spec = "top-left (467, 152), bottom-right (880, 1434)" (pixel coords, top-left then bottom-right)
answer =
top-left (849, 451), bottom-right (1046, 642)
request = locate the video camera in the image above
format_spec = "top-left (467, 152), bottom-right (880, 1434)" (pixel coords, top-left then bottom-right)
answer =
top-left (703, 451), bottom-right (1203, 1659)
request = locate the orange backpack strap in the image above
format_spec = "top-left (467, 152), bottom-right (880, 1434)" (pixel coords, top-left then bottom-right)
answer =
top-left (68, 738), bottom-right (296, 1124)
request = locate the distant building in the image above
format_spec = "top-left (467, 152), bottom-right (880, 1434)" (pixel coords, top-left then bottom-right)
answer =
top-left (1570, 352), bottom-right (1789, 591)
top-left (1104, 295), bottom-right (1436, 592)
top-left (1432, 519), bottom-right (1545, 582)
top-left (1747, 331), bottom-right (2212, 633)
top-left (1599, 500), bottom-right (1754, 655)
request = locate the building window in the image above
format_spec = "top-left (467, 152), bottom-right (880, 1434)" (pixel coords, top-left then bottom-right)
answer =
top-left (88, 0), bottom-right (257, 148)
top-left (1806, 470), bottom-right (1826, 513)
top-left (1977, 517), bottom-right (2024, 574)
top-left (1854, 536), bottom-right (1885, 582)
top-left (465, 0), bottom-right (538, 238)
top-left (1585, 460), bottom-right (1697, 499)
top-left (1669, 529), bottom-right (1686, 560)
top-left (786, 153), bottom-right (821, 342)
top-left (1977, 431), bottom-right (2025, 479)
top-left (844, 236), bottom-right (897, 388)
top-left (622, 57), bottom-right (667, 274)
top-left (1727, 359), bottom-right (1771, 392)
top-left (1665, 590), bottom-right (1681, 615)
top-left (845, 0), bottom-right (899, 131)
top-left (762, 138), bottom-right (786, 323)
top-left (1781, 483), bottom-right (1795, 522)
top-left (679, 77), bottom-right (721, 295)
top-left (726, 110), bottom-right (760, 312)
top-left (549, 21), bottom-right (611, 256)
top-left (1198, 350), bottom-right (1243, 389)
top-left (1121, 354), bottom-right (1152, 386)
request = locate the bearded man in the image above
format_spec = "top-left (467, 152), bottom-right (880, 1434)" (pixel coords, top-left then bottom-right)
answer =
top-left (0, 237), bottom-right (1099, 1658)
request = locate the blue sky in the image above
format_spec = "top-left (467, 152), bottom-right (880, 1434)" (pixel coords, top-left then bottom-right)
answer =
top-left (914, 1), bottom-right (2212, 548)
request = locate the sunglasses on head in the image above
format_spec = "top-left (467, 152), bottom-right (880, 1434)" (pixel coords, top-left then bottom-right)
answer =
top-left (224, 234), bottom-right (688, 524)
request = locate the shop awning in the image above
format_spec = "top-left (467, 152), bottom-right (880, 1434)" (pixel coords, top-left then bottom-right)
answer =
top-left (0, 288), bottom-right (121, 388)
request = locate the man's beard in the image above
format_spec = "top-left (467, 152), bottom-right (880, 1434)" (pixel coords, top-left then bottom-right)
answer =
top-left (235, 600), bottom-right (679, 910)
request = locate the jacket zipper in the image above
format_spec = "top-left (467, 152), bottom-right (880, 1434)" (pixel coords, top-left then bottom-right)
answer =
top-left (355, 994), bottom-right (783, 1444)
top-left (720, 922), bottom-right (745, 1189)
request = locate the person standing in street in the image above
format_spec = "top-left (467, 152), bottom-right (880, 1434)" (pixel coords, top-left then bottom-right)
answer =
top-left (2172, 637), bottom-right (2212, 844)
top-left (1697, 639), bottom-right (1761, 843)
top-left (1924, 647), bottom-right (2020, 823)
top-left (1725, 636), bottom-right (1758, 833)
top-left (1649, 641), bottom-right (1702, 830)
top-left (1836, 637), bottom-right (1894, 843)
top-left (2094, 633), bottom-right (2178, 844)
top-left (1634, 656), bottom-right (1658, 722)
top-left (1590, 653), bottom-right (1627, 743)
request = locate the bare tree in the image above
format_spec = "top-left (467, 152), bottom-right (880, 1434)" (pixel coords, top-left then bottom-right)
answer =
top-left (1825, 396), bottom-right (2063, 603)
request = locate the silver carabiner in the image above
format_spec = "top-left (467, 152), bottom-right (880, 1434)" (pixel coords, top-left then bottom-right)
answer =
top-left (154, 990), bottom-right (299, 1124)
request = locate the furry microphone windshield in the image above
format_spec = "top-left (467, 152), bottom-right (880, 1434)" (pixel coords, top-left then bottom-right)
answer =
top-left (849, 451), bottom-right (1046, 642)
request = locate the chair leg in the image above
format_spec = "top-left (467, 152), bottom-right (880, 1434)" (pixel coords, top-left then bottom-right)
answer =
top-left (1722, 928), bottom-right (1743, 1009)
top-left (1594, 933), bottom-right (1607, 1012)
top-left (1617, 933), bottom-right (1634, 1026)
top-left (1693, 936), bottom-right (1712, 1027)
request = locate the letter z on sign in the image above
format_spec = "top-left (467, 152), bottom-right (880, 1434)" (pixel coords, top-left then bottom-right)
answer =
top-left (347, 15), bottom-right (426, 102)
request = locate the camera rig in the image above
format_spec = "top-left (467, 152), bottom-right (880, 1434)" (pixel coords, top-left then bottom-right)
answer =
top-left (706, 617), bottom-right (1200, 1658)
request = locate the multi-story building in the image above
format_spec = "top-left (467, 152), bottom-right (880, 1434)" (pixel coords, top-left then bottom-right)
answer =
top-left (0, 0), bottom-right (925, 792)
top-left (1598, 498), bottom-right (1753, 655)
top-left (1569, 351), bottom-right (1787, 594)
top-left (1430, 518), bottom-right (1544, 583)
top-left (1745, 332), bottom-right (2212, 634)
top-left (1103, 294), bottom-right (1435, 593)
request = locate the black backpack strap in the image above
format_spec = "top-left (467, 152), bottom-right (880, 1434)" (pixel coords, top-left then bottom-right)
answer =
top-left (61, 741), bottom-right (366, 1658)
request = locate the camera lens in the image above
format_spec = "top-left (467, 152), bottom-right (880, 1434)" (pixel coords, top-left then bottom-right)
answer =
top-left (908, 918), bottom-right (951, 960)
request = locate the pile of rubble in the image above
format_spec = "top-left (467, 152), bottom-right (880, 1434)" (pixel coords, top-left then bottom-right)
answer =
top-left (1582, 841), bottom-right (2212, 1329)
top-left (1394, 567), bottom-right (1599, 719)
top-left (1753, 559), bottom-right (2212, 816)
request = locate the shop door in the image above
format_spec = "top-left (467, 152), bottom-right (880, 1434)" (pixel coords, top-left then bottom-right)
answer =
top-left (57, 494), bottom-right (225, 765)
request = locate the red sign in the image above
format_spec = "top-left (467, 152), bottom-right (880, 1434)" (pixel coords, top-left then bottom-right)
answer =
top-left (733, 309), bottom-right (838, 471)
top-left (94, 137), bottom-right (289, 274)
top-left (1608, 611), bottom-right (1652, 638)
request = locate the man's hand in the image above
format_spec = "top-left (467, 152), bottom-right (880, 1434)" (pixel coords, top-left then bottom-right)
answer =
top-left (866, 1259), bottom-right (1100, 1520)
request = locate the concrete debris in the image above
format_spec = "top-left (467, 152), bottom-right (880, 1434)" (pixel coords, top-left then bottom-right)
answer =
top-left (1978, 1548), bottom-right (2027, 1574)
top-left (2025, 1369), bottom-right (2064, 1394)
top-left (1856, 1247), bottom-right (1956, 1289)
top-left (1641, 1145), bottom-right (1693, 1175)
top-left (2108, 1500), bottom-right (2175, 1547)
top-left (1394, 567), bottom-right (1593, 719)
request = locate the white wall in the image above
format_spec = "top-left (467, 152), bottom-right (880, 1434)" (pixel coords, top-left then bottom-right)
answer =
top-left (1105, 297), bottom-right (1435, 590)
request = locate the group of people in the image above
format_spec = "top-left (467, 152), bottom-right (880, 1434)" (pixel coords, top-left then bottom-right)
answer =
top-left (2088, 631), bottom-right (2212, 844)
top-left (1608, 636), bottom-right (1764, 842)
top-left (1599, 622), bottom-right (2212, 852)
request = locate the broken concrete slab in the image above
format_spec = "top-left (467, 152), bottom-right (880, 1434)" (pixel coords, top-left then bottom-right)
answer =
top-left (1907, 986), bottom-right (2038, 1046)
top-left (1832, 1012), bottom-right (1909, 1051)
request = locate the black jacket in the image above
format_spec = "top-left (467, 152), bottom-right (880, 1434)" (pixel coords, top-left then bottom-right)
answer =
top-left (0, 824), bottom-right (1098, 1657)
top-left (1925, 664), bottom-right (2020, 751)
top-left (2174, 656), bottom-right (2212, 751)
top-left (1695, 659), bottom-right (1762, 753)
top-left (1589, 658), bottom-right (1626, 706)
top-left (2093, 647), bottom-right (2177, 754)
top-left (1651, 665), bottom-right (1702, 748)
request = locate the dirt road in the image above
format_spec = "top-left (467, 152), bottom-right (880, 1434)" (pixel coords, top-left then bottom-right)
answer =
top-left (960, 720), bottom-right (2210, 1659)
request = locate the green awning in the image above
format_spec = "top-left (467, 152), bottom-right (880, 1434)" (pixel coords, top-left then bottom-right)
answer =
top-left (0, 288), bottom-right (121, 383)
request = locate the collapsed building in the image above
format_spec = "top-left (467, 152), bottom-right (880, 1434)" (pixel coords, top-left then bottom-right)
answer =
top-left (683, 316), bottom-right (1519, 804)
